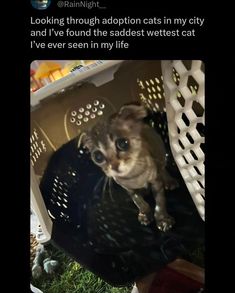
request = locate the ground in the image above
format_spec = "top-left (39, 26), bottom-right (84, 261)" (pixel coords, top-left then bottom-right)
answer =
top-left (31, 243), bottom-right (204, 293)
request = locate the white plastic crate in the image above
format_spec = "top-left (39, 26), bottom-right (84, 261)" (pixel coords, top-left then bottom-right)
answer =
top-left (30, 60), bottom-right (124, 242)
top-left (161, 60), bottom-right (205, 220)
top-left (30, 60), bottom-right (205, 244)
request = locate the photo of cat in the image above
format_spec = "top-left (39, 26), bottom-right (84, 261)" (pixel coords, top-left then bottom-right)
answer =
top-left (30, 60), bottom-right (205, 293)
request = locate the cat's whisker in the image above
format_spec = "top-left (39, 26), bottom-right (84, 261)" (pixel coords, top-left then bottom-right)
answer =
top-left (132, 159), bottom-right (146, 167)
top-left (108, 177), bottom-right (114, 202)
top-left (102, 176), bottom-right (109, 199)
top-left (93, 175), bottom-right (106, 194)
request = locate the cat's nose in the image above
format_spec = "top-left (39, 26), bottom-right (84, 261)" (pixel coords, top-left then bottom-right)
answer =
top-left (108, 162), bottom-right (119, 172)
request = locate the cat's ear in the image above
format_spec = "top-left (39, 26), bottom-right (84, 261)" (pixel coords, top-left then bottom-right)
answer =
top-left (80, 132), bottom-right (92, 150)
top-left (118, 104), bottom-right (147, 121)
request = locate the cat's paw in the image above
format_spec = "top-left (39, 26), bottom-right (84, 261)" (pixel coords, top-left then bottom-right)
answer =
top-left (156, 215), bottom-right (175, 232)
top-left (138, 212), bottom-right (153, 226)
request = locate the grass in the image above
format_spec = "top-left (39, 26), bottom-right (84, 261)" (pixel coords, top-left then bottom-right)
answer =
top-left (31, 244), bottom-right (132, 293)
top-left (31, 243), bottom-right (204, 293)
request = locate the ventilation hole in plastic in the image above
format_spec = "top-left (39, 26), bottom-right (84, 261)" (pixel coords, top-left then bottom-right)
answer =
top-left (194, 166), bottom-right (202, 176)
top-left (190, 150), bottom-right (198, 160)
top-left (189, 85), bottom-right (196, 94)
top-left (62, 204), bottom-right (68, 209)
top-left (153, 106), bottom-right (159, 113)
top-left (182, 113), bottom-right (190, 126)
top-left (182, 60), bottom-right (192, 71)
top-left (155, 77), bottom-right (160, 84)
top-left (186, 132), bottom-right (194, 144)
top-left (150, 79), bottom-right (154, 85)
top-left (50, 199), bottom-right (55, 205)
top-left (200, 193), bottom-right (205, 200)
top-left (145, 80), bottom-right (150, 86)
top-left (153, 94), bottom-right (157, 100)
top-left (152, 87), bottom-right (156, 92)
top-left (196, 123), bottom-right (205, 137)
top-left (178, 139), bottom-right (185, 149)
top-left (56, 202), bottom-right (61, 206)
top-left (172, 68), bottom-right (180, 85)
top-left (85, 111), bottom-right (90, 116)
top-left (76, 121), bottom-right (81, 126)
top-left (156, 85), bottom-right (161, 92)
top-left (77, 114), bottom-right (83, 119)
top-left (177, 92), bottom-right (185, 107)
top-left (97, 110), bottom-right (103, 116)
top-left (183, 156), bottom-right (189, 164)
top-left (99, 103), bottom-right (105, 109)
top-left (197, 180), bottom-right (204, 189)
top-left (147, 87), bottom-right (151, 93)
top-left (90, 114), bottom-right (95, 119)
top-left (71, 111), bottom-right (77, 116)
top-left (187, 76), bottom-right (199, 94)
top-left (94, 100), bottom-right (99, 106)
top-left (137, 79), bottom-right (145, 89)
top-left (200, 143), bottom-right (205, 153)
top-left (92, 107), bottom-right (97, 112)
top-left (139, 93), bottom-right (145, 101)
top-left (192, 101), bottom-right (204, 117)
top-left (148, 94), bottom-right (152, 100)
top-left (155, 103), bottom-right (160, 110)
top-left (86, 104), bottom-right (92, 109)
top-left (83, 117), bottom-right (89, 122)
top-left (173, 75), bottom-right (178, 84)
top-left (177, 127), bottom-right (180, 134)
top-left (157, 93), bottom-right (162, 99)
top-left (70, 117), bottom-right (76, 123)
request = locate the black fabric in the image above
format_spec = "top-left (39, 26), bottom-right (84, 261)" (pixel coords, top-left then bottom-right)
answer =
top-left (40, 112), bottom-right (204, 286)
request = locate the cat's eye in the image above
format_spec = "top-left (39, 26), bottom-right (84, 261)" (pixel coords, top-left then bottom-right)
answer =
top-left (115, 138), bottom-right (130, 152)
top-left (93, 150), bottom-right (105, 164)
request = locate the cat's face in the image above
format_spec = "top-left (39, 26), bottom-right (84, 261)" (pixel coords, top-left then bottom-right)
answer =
top-left (83, 103), bottom-right (147, 178)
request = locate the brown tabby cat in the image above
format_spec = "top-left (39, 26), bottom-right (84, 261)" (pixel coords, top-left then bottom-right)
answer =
top-left (83, 103), bottom-right (178, 232)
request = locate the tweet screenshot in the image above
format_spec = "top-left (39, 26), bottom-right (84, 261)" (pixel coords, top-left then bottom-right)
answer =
top-left (30, 2), bottom-right (205, 293)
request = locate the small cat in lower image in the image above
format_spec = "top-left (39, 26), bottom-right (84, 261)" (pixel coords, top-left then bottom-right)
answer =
top-left (83, 102), bottom-right (178, 232)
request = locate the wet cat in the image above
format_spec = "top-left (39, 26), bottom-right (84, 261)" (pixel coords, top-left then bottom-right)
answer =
top-left (82, 103), bottom-right (178, 232)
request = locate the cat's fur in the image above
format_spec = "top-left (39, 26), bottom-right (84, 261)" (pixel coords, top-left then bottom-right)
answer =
top-left (82, 103), bottom-right (178, 231)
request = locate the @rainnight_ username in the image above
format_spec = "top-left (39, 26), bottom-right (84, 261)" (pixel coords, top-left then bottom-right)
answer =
top-left (57, 0), bottom-right (104, 8)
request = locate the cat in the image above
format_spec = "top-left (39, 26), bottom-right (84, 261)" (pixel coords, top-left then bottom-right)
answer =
top-left (82, 103), bottom-right (178, 232)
